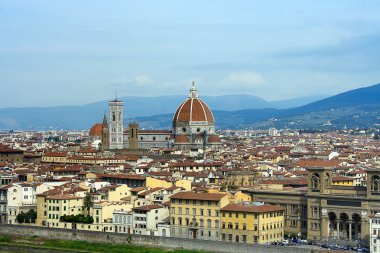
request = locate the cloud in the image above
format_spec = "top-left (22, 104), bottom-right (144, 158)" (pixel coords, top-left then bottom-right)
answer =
top-left (224, 71), bottom-right (265, 86)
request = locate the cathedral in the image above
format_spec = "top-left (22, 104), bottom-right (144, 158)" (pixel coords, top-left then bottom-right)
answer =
top-left (89, 82), bottom-right (221, 152)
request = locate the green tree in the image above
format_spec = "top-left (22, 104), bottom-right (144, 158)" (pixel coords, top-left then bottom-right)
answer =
top-left (83, 192), bottom-right (94, 216)
top-left (16, 209), bottom-right (37, 224)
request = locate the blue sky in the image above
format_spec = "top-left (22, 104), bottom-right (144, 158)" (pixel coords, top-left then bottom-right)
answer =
top-left (0, 0), bottom-right (380, 107)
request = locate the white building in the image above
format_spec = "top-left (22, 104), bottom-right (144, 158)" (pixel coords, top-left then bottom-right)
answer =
top-left (132, 204), bottom-right (169, 236)
top-left (370, 213), bottom-right (380, 253)
top-left (112, 210), bottom-right (133, 234)
top-left (7, 183), bottom-right (37, 224)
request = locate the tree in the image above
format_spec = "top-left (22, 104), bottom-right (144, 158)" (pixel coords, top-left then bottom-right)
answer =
top-left (83, 192), bottom-right (94, 216)
top-left (16, 209), bottom-right (37, 224)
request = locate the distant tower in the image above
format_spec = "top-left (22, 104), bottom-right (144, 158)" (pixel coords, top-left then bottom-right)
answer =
top-left (109, 98), bottom-right (124, 150)
top-left (101, 113), bottom-right (109, 151)
top-left (128, 123), bottom-right (139, 149)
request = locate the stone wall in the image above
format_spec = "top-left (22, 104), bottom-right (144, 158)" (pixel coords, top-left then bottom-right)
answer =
top-left (0, 224), bottom-right (312, 253)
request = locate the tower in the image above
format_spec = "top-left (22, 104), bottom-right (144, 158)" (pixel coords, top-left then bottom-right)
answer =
top-left (101, 113), bottom-right (109, 151)
top-left (307, 167), bottom-right (332, 195)
top-left (128, 123), bottom-right (139, 149)
top-left (109, 99), bottom-right (124, 150)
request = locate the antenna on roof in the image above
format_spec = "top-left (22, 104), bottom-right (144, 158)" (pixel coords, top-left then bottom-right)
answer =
top-left (115, 90), bottom-right (118, 101)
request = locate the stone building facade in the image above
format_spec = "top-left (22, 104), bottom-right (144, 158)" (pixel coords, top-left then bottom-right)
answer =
top-left (243, 166), bottom-right (380, 244)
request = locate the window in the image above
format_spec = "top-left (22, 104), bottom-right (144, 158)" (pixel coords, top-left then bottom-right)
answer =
top-left (171, 207), bottom-right (175, 214)
top-left (235, 223), bottom-right (239, 229)
top-left (243, 213), bottom-right (246, 218)
top-left (222, 222), bottom-right (226, 229)
top-left (207, 209), bottom-right (211, 216)
top-left (242, 235), bottom-right (247, 243)
top-left (208, 201), bottom-right (211, 206)
top-left (243, 223), bottom-right (246, 230)
top-left (207, 219), bottom-right (211, 228)
top-left (215, 210), bottom-right (219, 217)
top-left (235, 213), bottom-right (239, 218)
top-left (186, 208), bottom-right (189, 215)
top-left (222, 233), bottom-right (226, 241)
top-left (200, 209), bottom-right (204, 216)
top-left (178, 208), bottom-right (182, 215)
top-left (192, 208), bottom-right (196, 215)
top-left (311, 207), bottom-right (319, 218)
top-left (228, 234), bottom-right (232, 242)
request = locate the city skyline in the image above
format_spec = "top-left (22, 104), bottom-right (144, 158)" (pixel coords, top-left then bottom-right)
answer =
top-left (1, 0), bottom-right (380, 108)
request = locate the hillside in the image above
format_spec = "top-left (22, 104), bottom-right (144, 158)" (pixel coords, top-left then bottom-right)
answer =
top-left (130, 83), bottom-right (380, 130)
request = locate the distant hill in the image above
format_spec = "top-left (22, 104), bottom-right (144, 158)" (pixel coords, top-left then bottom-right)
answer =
top-left (0, 84), bottom-right (379, 130)
top-left (0, 94), bottom-right (324, 130)
top-left (130, 83), bottom-right (380, 130)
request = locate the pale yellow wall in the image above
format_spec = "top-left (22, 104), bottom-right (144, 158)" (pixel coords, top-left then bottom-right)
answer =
top-left (146, 177), bottom-right (172, 189)
top-left (108, 185), bottom-right (131, 202)
top-left (46, 198), bottom-right (83, 226)
top-left (220, 209), bottom-right (284, 244)
top-left (175, 180), bottom-right (192, 190)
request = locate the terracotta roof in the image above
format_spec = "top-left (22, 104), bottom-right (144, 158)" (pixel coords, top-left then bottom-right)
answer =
top-left (294, 160), bottom-right (341, 168)
top-left (332, 176), bottom-right (354, 182)
top-left (175, 135), bottom-right (190, 144)
top-left (170, 191), bottom-right (226, 201)
top-left (208, 134), bottom-right (221, 143)
top-left (221, 204), bottom-right (284, 213)
top-left (98, 173), bottom-right (145, 180)
top-left (133, 204), bottom-right (163, 211)
top-left (47, 194), bottom-right (82, 200)
top-left (130, 187), bottom-right (145, 192)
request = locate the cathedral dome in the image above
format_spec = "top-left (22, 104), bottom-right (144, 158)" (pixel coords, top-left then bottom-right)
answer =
top-left (173, 82), bottom-right (214, 126)
top-left (89, 123), bottom-right (102, 137)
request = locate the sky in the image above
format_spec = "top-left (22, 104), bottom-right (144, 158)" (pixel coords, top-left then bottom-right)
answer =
top-left (0, 0), bottom-right (380, 108)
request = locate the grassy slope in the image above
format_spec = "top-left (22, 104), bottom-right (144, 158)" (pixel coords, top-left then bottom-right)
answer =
top-left (0, 234), bottom-right (209, 253)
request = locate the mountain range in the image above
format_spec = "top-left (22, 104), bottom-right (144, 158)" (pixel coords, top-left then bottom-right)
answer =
top-left (0, 83), bottom-right (379, 130)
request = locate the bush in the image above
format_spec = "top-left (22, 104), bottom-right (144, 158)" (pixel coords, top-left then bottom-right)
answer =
top-left (60, 214), bottom-right (94, 224)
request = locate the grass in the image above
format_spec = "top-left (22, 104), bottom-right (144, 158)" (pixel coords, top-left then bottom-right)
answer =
top-left (0, 234), bottom-right (209, 253)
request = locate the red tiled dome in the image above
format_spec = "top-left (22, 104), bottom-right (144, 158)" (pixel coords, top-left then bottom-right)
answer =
top-left (89, 123), bottom-right (102, 137)
top-left (173, 83), bottom-right (214, 125)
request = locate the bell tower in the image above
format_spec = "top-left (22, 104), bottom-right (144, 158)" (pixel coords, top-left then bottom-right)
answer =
top-left (109, 98), bottom-right (124, 150)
